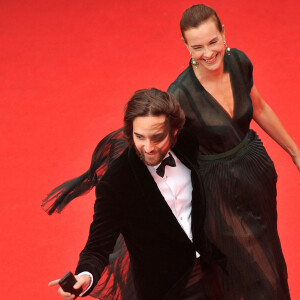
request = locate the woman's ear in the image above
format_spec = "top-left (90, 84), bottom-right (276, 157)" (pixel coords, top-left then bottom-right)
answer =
top-left (181, 36), bottom-right (188, 46)
top-left (222, 24), bottom-right (226, 40)
top-left (182, 37), bottom-right (190, 54)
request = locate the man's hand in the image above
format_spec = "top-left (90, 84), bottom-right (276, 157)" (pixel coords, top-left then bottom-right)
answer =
top-left (49, 274), bottom-right (91, 299)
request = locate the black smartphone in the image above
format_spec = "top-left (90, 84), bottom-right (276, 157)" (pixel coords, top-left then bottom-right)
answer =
top-left (58, 271), bottom-right (83, 298)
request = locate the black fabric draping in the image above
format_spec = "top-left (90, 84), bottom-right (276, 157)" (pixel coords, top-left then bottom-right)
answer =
top-left (42, 128), bottom-right (126, 215)
top-left (167, 49), bottom-right (290, 299)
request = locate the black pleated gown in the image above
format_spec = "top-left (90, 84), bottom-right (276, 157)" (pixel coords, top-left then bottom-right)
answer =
top-left (167, 48), bottom-right (290, 300)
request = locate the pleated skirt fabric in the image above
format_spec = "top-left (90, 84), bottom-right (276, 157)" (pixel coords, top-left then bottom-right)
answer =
top-left (197, 130), bottom-right (290, 300)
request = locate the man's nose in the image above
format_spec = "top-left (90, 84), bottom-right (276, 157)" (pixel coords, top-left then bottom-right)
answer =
top-left (144, 140), bottom-right (155, 152)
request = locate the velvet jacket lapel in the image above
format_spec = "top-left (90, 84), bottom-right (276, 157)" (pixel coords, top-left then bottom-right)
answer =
top-left (173, 137), bottom-right (206, 246)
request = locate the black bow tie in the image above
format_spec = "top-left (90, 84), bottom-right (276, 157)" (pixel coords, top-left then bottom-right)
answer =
top-left (156, 153), bottom-right (176, 177)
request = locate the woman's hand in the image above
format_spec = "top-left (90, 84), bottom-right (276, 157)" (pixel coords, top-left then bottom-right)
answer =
top-left (291, 153), bottom-right (300, 172)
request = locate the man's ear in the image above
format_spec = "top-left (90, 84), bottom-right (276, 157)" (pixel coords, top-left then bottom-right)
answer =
top-left (174, 129), bottom-right (179, 137)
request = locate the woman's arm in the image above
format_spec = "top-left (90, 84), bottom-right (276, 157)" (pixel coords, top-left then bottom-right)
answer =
top-left (251, 85), bottom-right (300, 171)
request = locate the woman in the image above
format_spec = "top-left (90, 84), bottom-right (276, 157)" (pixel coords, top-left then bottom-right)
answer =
top-left (167, 4), bottom-right (299, 300)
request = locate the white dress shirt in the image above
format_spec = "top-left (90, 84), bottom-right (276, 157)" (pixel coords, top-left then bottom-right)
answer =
top-left (147, 150), bottom-right (199, 257)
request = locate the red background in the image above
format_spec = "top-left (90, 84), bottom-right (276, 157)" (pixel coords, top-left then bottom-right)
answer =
top-left (1, 0), bottom-right (299, 299)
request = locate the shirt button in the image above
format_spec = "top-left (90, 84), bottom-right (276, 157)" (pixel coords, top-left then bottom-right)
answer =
top-left (180, 217), bottom-right (183, 220)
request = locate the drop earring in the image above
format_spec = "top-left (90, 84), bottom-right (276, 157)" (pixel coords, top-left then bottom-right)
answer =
top-left (191, 57), bottom-right (199, 67)
top-left (190, 52), bottom-right (199, 67)
top-left (224, 41), bottom-right (231, 55)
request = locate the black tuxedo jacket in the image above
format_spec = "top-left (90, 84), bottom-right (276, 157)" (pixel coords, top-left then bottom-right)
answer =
top-left (75, 131), bottom-right (220, 300)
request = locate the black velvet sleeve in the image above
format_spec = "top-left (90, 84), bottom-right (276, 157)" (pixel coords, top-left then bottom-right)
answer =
top-left (75, 181), bottom-right (123, 296)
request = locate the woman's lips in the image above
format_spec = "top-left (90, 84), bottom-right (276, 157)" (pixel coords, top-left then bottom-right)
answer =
top-left (202, 53), bottom-right (218, 64)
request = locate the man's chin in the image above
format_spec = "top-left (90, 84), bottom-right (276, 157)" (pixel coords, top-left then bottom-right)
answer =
top-left (135, 148), bottom-right (163, 166)
top-left (143, 152), bottom-right (166, 166)
top-left (144, 156), bottom-right (160, 166)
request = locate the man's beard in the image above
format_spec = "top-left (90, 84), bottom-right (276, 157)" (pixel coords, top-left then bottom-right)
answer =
top-left (136, 148), bottom-right (166, 166)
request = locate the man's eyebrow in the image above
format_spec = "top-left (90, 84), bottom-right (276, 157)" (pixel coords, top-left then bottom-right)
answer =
top-left (133, 132), bottom-right (144, 136)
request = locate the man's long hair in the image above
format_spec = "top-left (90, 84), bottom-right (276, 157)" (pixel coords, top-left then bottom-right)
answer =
top-left (123, 88), bottom-right (185, 147)
top-left (42, 88), bottom-right (185, 215)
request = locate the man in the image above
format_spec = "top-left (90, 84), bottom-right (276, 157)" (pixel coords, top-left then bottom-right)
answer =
top-left (49, 88), bottom-right (224, 300)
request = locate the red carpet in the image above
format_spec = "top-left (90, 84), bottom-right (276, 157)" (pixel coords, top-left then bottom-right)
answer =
top-left (0, 0), bottom-right (299, 299)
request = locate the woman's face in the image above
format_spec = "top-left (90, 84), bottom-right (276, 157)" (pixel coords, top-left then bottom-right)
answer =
top-left (184, 18), bottom-right (225, 73)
